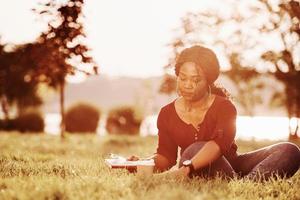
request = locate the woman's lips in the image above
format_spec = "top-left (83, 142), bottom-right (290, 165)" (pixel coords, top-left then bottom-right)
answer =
top-left (181, 91), bottom-right (193, 96)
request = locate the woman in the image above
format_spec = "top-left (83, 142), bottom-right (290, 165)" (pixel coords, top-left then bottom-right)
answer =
top-left (130, 45), bottom-right (300, 181)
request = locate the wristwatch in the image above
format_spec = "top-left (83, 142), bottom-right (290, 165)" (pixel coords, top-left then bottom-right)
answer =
top-left (182, 160), bottom-right (195, 176)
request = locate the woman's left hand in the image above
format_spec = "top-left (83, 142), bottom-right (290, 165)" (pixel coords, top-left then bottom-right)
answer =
top-left (157, 166), bottom-right (190, 179)
top-left (172, 166), bottom-right (190, 178)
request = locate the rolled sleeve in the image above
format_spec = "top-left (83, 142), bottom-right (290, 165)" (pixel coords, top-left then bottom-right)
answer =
top-left (212, 100), bottom-right (237, 155)
top-left (156, 108), bottom-right (178, 167)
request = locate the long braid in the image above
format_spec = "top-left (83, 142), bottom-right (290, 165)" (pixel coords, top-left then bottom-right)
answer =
top-left (210, 84), bottom-right (231, 99)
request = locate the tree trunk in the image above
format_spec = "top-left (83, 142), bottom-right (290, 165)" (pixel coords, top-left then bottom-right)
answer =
top-left (60, 81), bottom-right (66, 139)
top-left (1, 95), bottom-right (9, 120)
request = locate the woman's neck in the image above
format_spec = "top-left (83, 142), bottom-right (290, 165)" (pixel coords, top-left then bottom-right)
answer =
top-left (183, 92), bottom-right (210, 112)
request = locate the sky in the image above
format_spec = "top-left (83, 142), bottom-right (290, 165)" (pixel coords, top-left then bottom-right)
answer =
top-left (0, 0), bottom-right (228, 79)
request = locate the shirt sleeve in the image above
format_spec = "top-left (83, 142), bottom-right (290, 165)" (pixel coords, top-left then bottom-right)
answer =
top-left (156, 108), bottom-right (178, 167)
top-left (211, 100), bottom-right (237, 155)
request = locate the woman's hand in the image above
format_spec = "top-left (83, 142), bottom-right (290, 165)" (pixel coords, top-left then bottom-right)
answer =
top-left (168, 166), bottom-right (190, 178)
top-left (127, 155), bottom-right (140, 161)
top-left (154, 166), bottom-right (190, 180)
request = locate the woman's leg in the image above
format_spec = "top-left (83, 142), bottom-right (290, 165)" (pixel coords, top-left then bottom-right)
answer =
top-left (179, 141), bottom-right (236, 178)
top-left (232, 142), bottom-right (300, 181)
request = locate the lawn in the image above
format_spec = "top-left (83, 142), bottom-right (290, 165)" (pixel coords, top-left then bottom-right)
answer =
top-left (0, 132), bottom-right (299, 200)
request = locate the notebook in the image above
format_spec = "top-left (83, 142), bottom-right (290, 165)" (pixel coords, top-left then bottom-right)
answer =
top-left (104, 154), bottom-right (155, 172)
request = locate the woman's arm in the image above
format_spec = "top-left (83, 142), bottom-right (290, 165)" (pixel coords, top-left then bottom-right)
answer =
top-left (190, 140), bottom-right (221, 171)
top-left (136, 141), bottom-right (221, 178)
top-left (159, 140), bottom-right (221, 178)
top-left (134, 153), bottom-right (175, 178)
top-left (153, 153), bottom-right (173, 172)
top-left (128, 153), bottom-right (173, 173)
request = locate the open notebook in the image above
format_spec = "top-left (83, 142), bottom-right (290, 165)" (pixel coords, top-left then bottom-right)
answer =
top-left (105, 154), bottom-right (154, 172)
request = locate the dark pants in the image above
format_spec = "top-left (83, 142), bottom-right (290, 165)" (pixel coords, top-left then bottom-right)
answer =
top-left (179, 141), bottom-right (300, 181)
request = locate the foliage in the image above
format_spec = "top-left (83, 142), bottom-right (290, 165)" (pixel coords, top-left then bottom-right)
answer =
top-left (65, 103), bottom-right (101, 133)
top-left (0, 119), bottom-right (17, 131)
top-left (0, 42), bottom-right (43, 118)
top-left (15, 111), bottom-right (45, 133)
top-left (159, 74), bottom-right (177, 95)
top-left (0, 111), bottom-right (44, 133)
top-left (258, 0), bottom-right (300, 137)
top-left (0, 133), bottom-right (299, 200)
top-left (223, 53), bottom-right (263, 116)
top-left (33, 0), bottom-right (98, 87)
top-left (106, 106), bottom-right (142, 135)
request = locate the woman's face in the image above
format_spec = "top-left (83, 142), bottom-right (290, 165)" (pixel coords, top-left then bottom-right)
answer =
top-left (177, 62), bottom-right (208, 102)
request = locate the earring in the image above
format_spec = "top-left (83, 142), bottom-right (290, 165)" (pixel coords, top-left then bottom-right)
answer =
top-left (208, 85), bottom-right (212, 97)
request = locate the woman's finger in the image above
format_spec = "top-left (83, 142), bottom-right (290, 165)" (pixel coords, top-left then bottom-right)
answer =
top-left (127, 155), bottom-right (139, 161)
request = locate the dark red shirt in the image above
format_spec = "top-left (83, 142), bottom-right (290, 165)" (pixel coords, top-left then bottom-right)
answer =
top-left (156, 95), bottom-right (238, 167)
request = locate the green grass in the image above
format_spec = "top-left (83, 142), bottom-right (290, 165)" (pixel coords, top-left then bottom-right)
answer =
top-left (0, 132), bottom-right (299, 200)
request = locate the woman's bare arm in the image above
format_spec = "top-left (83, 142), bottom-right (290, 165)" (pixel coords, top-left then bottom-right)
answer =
top-left (153, 153), bottom-right (173, 172)
top-left (127, 153), bottom-right (173, 172)
top-left (190, 140), bottom-right (221, 170)
top-left (158, 141), bottom-right (222, 178)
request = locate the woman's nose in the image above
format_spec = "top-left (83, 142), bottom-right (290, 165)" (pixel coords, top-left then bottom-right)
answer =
top-left (184, 80), bottom-right (193, 88)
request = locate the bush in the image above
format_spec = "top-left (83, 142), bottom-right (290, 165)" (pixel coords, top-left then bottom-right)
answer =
top-left (16, 111), bottom-right (45, 133)
top-left (65, 103), bottom-right (101, 133)
top-left (106, 106), bottom-right (142, 135)
top-left (0, 119), bottom-right (18, 131)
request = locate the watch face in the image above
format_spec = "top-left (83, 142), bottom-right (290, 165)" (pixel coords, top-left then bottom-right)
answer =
top-left (183, 160), bottom-right (192, 166)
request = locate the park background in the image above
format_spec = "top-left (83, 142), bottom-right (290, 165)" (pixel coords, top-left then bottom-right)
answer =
top-left (0, 0), bottom-right (300, 199)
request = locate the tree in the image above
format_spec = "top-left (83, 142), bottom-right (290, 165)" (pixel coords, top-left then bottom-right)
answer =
top-left (33, 0), bottom-right (98, 138)
top-left (259, 0), bottom-right (300, 138)
top-left (0, 43), bottom-right (9, 121)
top-left (0, 42), bottom-right (42, 119)
top-left (159, 74), bottom-right (177, 95)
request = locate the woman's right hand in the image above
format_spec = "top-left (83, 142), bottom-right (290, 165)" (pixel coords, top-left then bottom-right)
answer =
top-left (127, 155), bottom-right (140, 161)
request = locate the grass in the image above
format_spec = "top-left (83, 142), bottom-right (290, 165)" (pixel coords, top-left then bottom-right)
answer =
top-left (0, 132), bottom-right (299, 200)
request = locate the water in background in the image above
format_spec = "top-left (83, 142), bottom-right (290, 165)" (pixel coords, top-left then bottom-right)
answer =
top-left (45, 113), bottom-right (298, 141)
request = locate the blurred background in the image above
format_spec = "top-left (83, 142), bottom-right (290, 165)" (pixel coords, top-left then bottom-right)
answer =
top-left (0, 0), bottom-right (299, 141)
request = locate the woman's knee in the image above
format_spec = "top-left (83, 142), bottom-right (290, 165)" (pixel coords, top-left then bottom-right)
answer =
top-left (271, 142), bottom-right (300, 157)
top-left (269, 142), bottom-right (300, 169)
